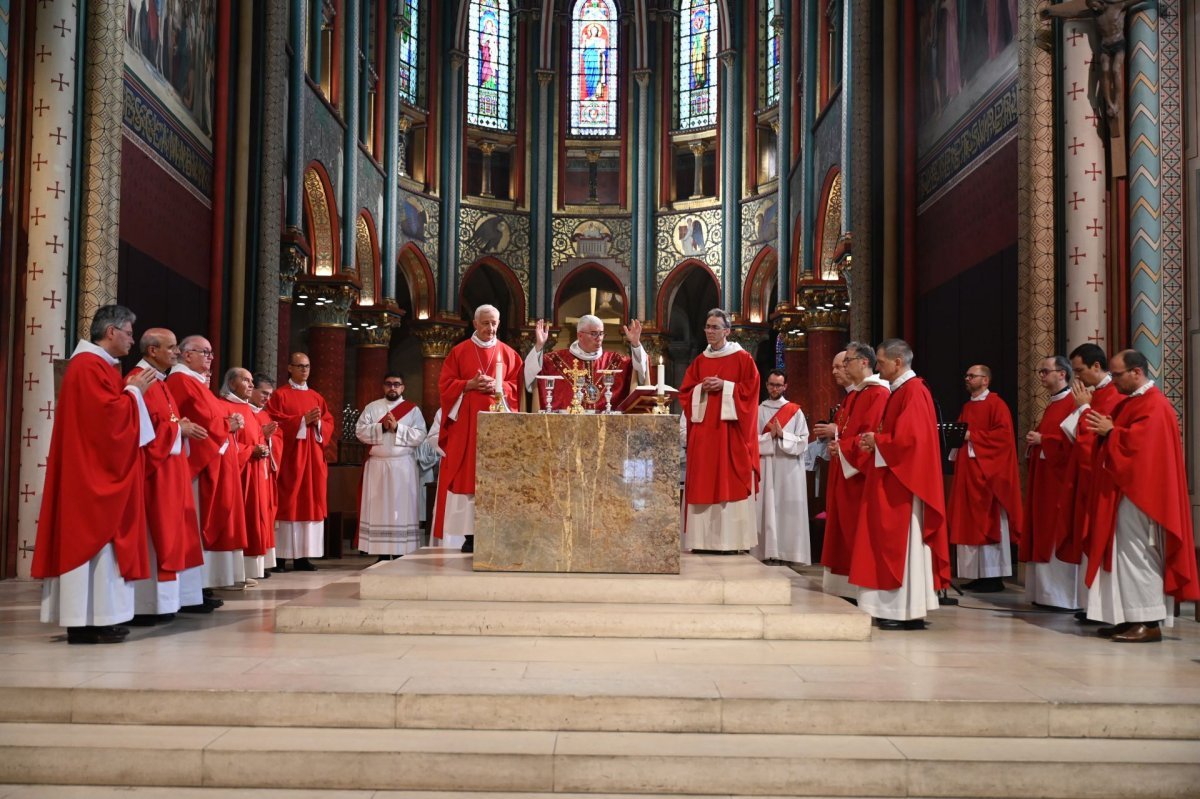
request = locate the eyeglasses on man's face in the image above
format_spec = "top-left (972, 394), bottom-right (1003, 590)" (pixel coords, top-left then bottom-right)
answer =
top-left (383, 381), bottom-right (404, 388)
top-left (1036, 368), bottom-right (1064, 375)
top-left (963, 373), bottom-right (985, 380)
top-left (703, 324), bottom-right (727, 332)
top-left (289, 363), bottom-right (311, 369)
top-left (184, 349), bottom-right (214, 358)
top-left (580, 330), bottom-right (604, 338)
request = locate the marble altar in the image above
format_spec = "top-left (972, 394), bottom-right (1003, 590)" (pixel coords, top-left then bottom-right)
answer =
top-left (473, 413), bottom-right (681, 574)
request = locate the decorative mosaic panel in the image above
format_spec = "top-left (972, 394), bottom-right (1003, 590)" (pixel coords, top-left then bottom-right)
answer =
top-left (457, 206), bottom-right (531, 297)
top-left (1157, 0), bottom-right (1185, 423)
top-left (397, 190), bottom-right (440, 270)
top-left (654, 208), bottom-right (724, 290)
top-left (550, 215), bottom-right (632, 270)
top-left (740, 195), bottom-right (777, 282)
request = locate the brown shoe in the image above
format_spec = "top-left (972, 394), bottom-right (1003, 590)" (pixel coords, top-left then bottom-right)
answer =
top-left (1097, 622), bottom-right (1134, 638)
top-left (1110, 623), bottom-right (1162, 643)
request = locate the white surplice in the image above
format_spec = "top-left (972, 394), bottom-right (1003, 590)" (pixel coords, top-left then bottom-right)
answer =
top-left (356, 397), bottom-right (427, 555)
top-left (752, 398), bottom-right (811, 563)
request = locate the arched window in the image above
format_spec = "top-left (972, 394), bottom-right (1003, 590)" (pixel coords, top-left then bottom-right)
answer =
top-left (569, 0), bottom-right (619, 137)
top-left (467, 0), bottom-right (513, 130)
top-left (677, 0), bottom-right (718, 130)
top-left (760, 0), bottom-right (780, 107)
top-left (397, 0), bottom-right (421, 106)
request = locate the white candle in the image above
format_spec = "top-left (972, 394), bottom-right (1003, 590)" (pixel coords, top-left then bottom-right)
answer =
top-left (495, 360), bottom-right (504, 387)
top-left (656, 355), bottom-right (665, 395)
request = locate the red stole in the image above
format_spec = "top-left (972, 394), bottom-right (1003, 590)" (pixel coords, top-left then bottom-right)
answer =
top-left (433, 337), bottom-right (523, 538)
top-left (264, 384), bottom-right (335, 521)
top-left (32, 353), bottom-right (150, 581)
top-left (849, 377), bottom-right (951, 591)
top-left (383, 399), bottom-right (419, 427)
top-left (1054, 381), bottom-right (1121, 563)
top-left (821, 384), bottom-right (888, 575)
top-left (947, 392), bottom-right (1025, 547)
top-left (1020, 393), bottom-right (1075, 563)
top-left (1084, 387), bottom-right (1199, 600)
top-left (761, 401), bottom-right (802, 434)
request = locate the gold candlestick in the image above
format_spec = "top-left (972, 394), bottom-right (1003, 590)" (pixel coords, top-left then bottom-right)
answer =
top-left (651, 394), bottom-right (671, 414)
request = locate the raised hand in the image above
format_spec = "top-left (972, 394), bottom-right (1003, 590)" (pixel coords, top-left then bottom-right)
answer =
top-left (533, 319), bottom-right (550, 351)
top-left (622, 319), bottom-right (643, 348)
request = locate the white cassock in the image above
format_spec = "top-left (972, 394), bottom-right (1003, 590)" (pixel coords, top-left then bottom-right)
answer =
top-left (356, 397), bottom-right (427, 555)
top-left (752, 399), bottom-right (811, 563)
top-left (415, 409), bottom-right (443, 528)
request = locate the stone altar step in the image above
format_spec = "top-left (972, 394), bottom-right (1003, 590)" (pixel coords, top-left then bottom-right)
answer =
top-left (360, 551), bottom-right (793, 606)
top-left (2, 722), bottom-right (1197, 797)
top-left (274, 577), bottom-right (870, 641)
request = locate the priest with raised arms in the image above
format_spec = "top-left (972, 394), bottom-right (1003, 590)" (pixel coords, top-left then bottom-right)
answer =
top-left (819, 342), bottom-right (890, 599)
top-left (265, 352), bottom-right (334, 571)
top-left (752, 369), bottom-right (810, 564)
top-left (850, 338), bottom-right (951, 630)
top-left (1081, 349), bottom-right (1199, 642)
top-left (1021, 355), bottom-right (1082, 610)
top-left (33, 305), bottom-right (156, 644)
top-left (680, 308), bottom-right (761, 554)
top-left (947, 364), bottom-right (1024, 594)
top-left (434, 304), bottom-right (523, 553)
top-left (523, 314), bottom-right (648, 411)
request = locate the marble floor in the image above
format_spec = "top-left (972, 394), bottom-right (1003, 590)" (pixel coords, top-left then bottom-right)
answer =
top-left (1, 557), bottom-right (1198, 797)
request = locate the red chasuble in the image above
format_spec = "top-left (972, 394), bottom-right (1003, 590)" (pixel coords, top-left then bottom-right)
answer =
top-left (1084, 386), bottom-right (1200, 600)
top-left (254, 407), bottom-right (282, 551)
top-left (32, 352), bottom-right (150, 581)
top-left (265, 384), bottom-right (334, 521)
top-left (679, 345), bottom-right (761, 505)
top-left (947, 392), bottom-right (1025, 547)
top-left (821, 383), bottom-right (889, 576)
top-left (166, 370), bottom-right (247, 551)
top-left (1053, 381), bottom-right (1121, 563)
top-left (220, 398), bottom-right (273, 557)
top-left (433, 337), bottom-right (523, 538)
top-left (848, 376), bottom-right (951, 591)
top-left (537, 348), bottom-right (635, 412)
top-left (1019, 392), bottom-right (1075, 563)
top-left (132, 368), bottom-right (204, 580)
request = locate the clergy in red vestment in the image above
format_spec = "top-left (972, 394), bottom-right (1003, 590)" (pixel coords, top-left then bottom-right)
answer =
top-left (522, 314), bottom-right (649, 411)
top-left (1020, 355), bottom-right (1083, 611)
top-left (1054, 343), bottom-right (1122, 569)
top-left (265, 352), bottom-right (334, 571)
top-left (33, 305), bottom-right (157, 644)
top-left (819, 343), bottom-right (889, 599)
top-left (127, 328), bottom-right (207, 626)
top-left (220, 367), bottom-right (275, 582)
top-left (250, 374), bottom-right (281, 570)
top-left (433, 304), bottom-right (523, 553)
top-left (947, 364), bottom-right (1024, 594)
top-left (167, 336), bottom-right (248, 593)
top-left (1080, 349), bottom-right (1200, 643)
top-left (680, 309), bottom-right (761, 553)
top-left (850, 339), bottom-right (951, 630)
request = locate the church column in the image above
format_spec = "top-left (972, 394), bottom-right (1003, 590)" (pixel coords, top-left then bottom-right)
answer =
top-left (800, 285), bottom-right (849, 422)
top-left (630, 70), bottom-right (654, 320)
top-left (844, 0), bottom-right (871, 337)
top-left (228, 0), bottom-right (255, 363)
top-left (380, 6), bottom-right (400, 303)
top-left (529, 70), bottom-right (554, 318)
top-left (1127, 8), bottom-right (1162, 378)
top-left (719, 47), bottom-right (741, 310)
top-left (341, 0), bottom-right (359, 274)
top-left (254, 0), bottom-right (288, 375)
top-left (437, 49), bottom-right (467, 313)
top-left (414, 323), bottom-right (463, 421)
top-left (1059, 19), bottom-right (1107, 352)
top-left (75, 0), bottom-right (125, 336)
top-left (772, 310), bottom-right (806, 407)
top-left (279, 0), bottom-right (308, 381)
top-left (351, 317), bottom-right (393, 411)
top-left (302, 284), bottom-right (356, 443)
top-left (17, 0), bottom-right (77, 577)
top-left (775, 3), bottom-right (793, 304)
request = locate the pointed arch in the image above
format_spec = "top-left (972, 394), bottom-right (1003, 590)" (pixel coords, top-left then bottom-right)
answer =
top-left (553, 263), bottom-right (629, 325)
top-left (813, 166), bottom-right (843, 281)
top-left (354, 211), bottom-right (380, 306)
top-left (397, 242), bottom-right (436, 320)
top-left (460, 255), bottom-right (528, 324)
top-left (655, 258), bottom-right (721, 329)
top-left (742, 246), bottom-right (777, 324)
top-left (302, 161), bottom-right (340, 276)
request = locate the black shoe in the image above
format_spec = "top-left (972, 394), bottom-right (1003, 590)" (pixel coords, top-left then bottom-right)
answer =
top-left (375, 555), bottom-right (392, 563)
top-left (461, 536), bottom-right (474, 554)
top-left (127, 614), bottom-right (159, 627)
top-left (156, 613), bottom-right (176, 623)
top-left (293, 558), bottom-right (318, 571)
top-left (67, 625), bottom-right (128, 644)
top-left (875, 618), bottom-right (927, 631)
top-left (962, 577), bottom-right (1006, 593)
top-left (258, 570), bottom-right (272, 579)
top-left (842, 596), bottom-right (859, 607)
top-left (1074, 611), bottom-right (1104, 625)
top-left (204, 596), bottom-right (224, 609)
top-left (179, 603), bottom-right (215, 614)
top-left (1031, 602), bottom-right (1077, 612)
top-left (269, 561), bottom-right (287, 573)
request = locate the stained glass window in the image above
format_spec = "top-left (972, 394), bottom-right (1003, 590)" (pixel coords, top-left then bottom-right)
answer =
top-left (677, 0), bottom-right (718, 129)
top-left (397, 0), bottom-right (420, 106)
top-left (569, 0), bottom-right (619, 136)
top-left (467, 0), bottom-right (513, 130)
top-left (761, 0), bottom-right (780, 107)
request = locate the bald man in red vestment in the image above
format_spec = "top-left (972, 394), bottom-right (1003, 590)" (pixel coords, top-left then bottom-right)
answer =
top-left (1080, 349), bottom-right (1200, 643)
top-left (523, 314), bottom-right (648, 411)
top-left (250, 374), bottom-right (281, 572)
top-left (266, 352), bottom-right (334, 571)
top-left (1020, 355), bottom-right (1082, 611)
top-left (33, 305), bottom-right (156, 644)
top-left (819, 342), bottom-right (889, 600)
top-left (680, 309), bottom-right (761, 553)
top-left (850, 339), bottom-right (951, 630)
top-left (947, 364), bottom-right (1024, 594)
top-left (433, 304), bottom-right (523, 553)
top-left (220, 367), bottom-right (275, 582)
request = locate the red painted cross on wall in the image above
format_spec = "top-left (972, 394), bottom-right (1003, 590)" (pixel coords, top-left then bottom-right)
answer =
top-left (21, 428), bottom-right (38, 448)
top-left (40, 344), bottom-right (61, 364)
top-left (1069, 247), bottom-right (1087, 266)
top-left (39, 401), bottom-right (54, 421)
top-left (26, 317), bottom-right (42, 335)
top-left (1087, 274), bottom-right (1104, 292)
top-left (1085, 163), bottom-right (1102, 181)
top-left (23, 372), bottom-right (39, 391)
top-left (1068, 192), bottom-right (1085, 211)
top-left (1067, 137), bottom-right (1085, 155)
top-left (1088, 329), bottom-right (1105, 344)
top-left (44, 290), bottom-right (61, 308)
top-left (1087, 219), bottom-right (1104, 238)
top-left (1067, 82), bottom-right (1084, 101)
top-left (19, 484), bottom-right (35, 503)
top-left (1067, 29), bottom-right (1085, 47)
top-left (1069, 302), bottom-right (1087, 321)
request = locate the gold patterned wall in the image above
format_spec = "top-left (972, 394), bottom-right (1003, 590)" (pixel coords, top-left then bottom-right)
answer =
top-left (303, 166), bottom-right (336, 276)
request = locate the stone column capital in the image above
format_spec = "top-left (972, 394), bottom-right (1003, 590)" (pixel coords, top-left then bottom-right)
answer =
top-left (796, 284), bottom-right (850, 332)
top-left (413, 322), bottom-right (465, 359)
top-left (296, 280), bottom-right (359, 327)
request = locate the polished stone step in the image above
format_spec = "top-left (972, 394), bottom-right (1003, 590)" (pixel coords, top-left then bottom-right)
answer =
top-left (0, 790), bottom-right (958, 799)
top-left (274, 580), bottom-right (870, 641)
top-left (2, 681), bottom-right (1196, 740)
top-left (1, 723), bottom-right (1197, 798)
top-left (360, 551), bottom-right (793, 606)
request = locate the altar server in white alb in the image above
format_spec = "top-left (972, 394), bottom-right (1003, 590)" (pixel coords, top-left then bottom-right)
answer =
top-left (753, 369), bottom-right (811, 564)
top-left (357, 373), bottom-right (428, 560)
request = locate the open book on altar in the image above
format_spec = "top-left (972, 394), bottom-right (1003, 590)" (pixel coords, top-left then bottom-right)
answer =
top-left (616, 385), bottom-right (680, 414)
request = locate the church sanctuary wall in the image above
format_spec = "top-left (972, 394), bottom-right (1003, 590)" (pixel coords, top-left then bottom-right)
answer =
top-left (302, 87), bottom-right (346, 205)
